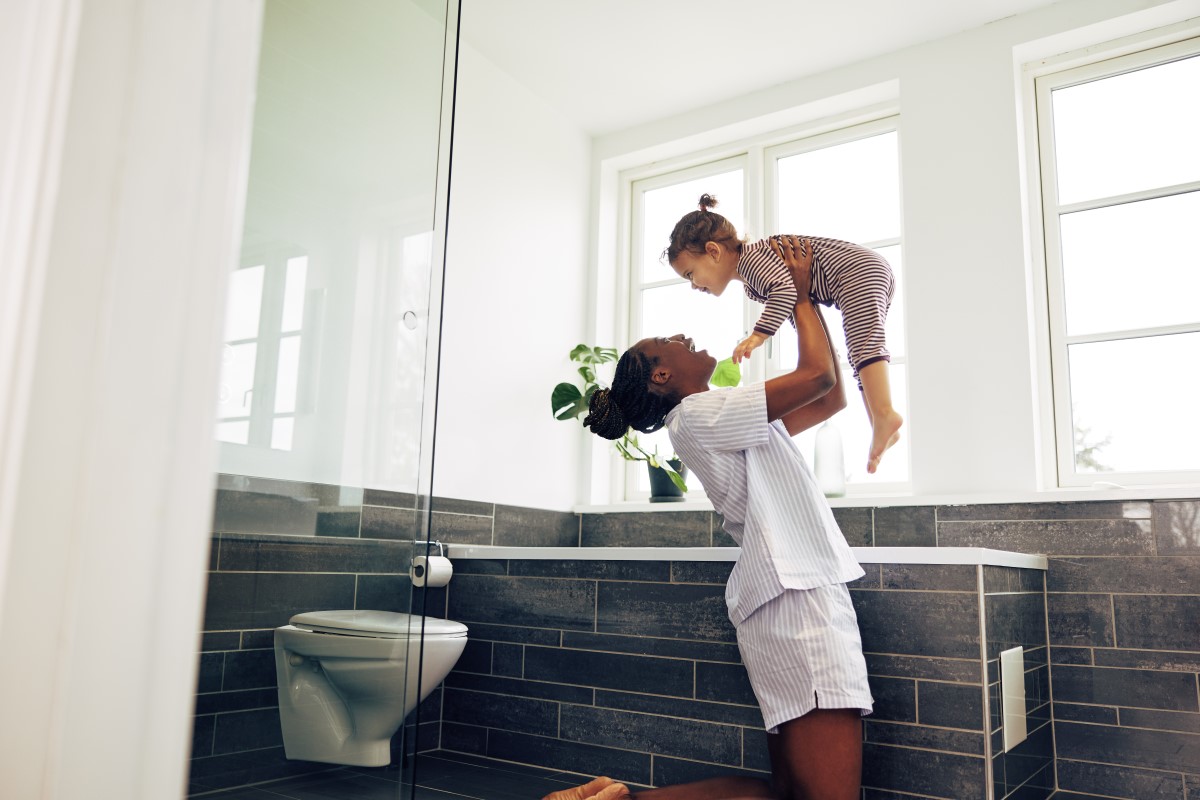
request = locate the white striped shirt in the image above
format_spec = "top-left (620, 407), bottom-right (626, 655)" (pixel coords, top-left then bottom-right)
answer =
top-left (665, 382), bottom-right (865, 624)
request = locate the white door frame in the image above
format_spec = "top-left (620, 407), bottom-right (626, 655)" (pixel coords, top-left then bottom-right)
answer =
top-left (0, 1), bottom-right (264, 797)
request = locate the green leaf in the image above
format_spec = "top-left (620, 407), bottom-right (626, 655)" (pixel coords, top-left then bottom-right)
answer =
top-left (664, 466), bottom-right (688, 492)
top-left (710, 358), bottom-right (741, 388)
top-left (551, 382), bottom-right (585, 420)
top-left (570, 344), bottom-right (619, 366)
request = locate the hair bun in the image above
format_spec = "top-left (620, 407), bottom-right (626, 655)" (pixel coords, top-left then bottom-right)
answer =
top-left (698, 193), bottom-right (718, 211)
top-left (583, 388), bottom-right (628, 441)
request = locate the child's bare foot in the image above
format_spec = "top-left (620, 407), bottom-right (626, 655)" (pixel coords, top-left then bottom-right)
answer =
top-left (590, 785), bottom-right (632, 800)
top-left (867, 409), bottom-right (903, 474)
top-left (542, 776), bottom-right (619, 800)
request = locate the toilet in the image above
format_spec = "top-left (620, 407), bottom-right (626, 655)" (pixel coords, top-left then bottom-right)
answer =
top-left (274, 609), bottom-right (468, 767)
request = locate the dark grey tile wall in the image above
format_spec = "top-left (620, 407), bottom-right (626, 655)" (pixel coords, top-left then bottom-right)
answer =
top-left (189, 476), bottom-right (447, 796)
top-left (984, 567), bottom-right (1053, 800)
top-left (940, 500), bottom-right (1199, 799)
top-left (193, 478), bottom-right (1200, 799)
top-left (442, 557), bottom-right (1007, 798)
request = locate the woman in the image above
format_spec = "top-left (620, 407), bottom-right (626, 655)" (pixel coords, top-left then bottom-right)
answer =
top-left (548, 236), bottom-right (872, 800)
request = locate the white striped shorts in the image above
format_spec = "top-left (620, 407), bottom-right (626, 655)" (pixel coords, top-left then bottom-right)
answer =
top-left (735, 583), bottom-right (874, 733)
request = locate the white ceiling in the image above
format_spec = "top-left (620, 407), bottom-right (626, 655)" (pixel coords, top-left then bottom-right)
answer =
top-left (459, 0), bottom-right (1067, 134)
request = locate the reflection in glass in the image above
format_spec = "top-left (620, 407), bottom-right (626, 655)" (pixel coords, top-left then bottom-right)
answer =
top-left (216, 342), bottom-right (257, 432)
top-left (272, 417), bottom-right (294, 451)
top-left (281, 257), bottom-right (308, 333)
top-left (224, 265), bottom-right (264, 341)
top-left (1052, 54), bottom-right (1200, 205)
top-left (1068, 332), bottom-right (1200, 473)
top-left (217, 421), bottom-right (250, 446)
top-left (1060, 191), bottom-right (1200, 336)
top-left (776, 132), bottom-right (900, 244)
top-left (274, 336), bottom-right (301, 415)
top-left (216, 0), bottom-right (447, 492)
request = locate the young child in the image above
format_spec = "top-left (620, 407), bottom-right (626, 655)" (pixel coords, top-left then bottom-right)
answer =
top-left (665, 194), bottom-right (902, 474)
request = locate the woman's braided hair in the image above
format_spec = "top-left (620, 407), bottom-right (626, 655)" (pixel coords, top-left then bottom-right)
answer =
top-left (663, 193), bottom-right (743, 264)
top-left (583, 347), bottom-right (678, 441)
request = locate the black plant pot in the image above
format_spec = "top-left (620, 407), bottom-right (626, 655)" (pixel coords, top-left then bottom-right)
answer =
top-left (647, 459), bottom-right (687, 503)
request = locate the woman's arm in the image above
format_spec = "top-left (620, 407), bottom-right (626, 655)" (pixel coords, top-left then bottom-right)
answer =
top-left (763, 237), bottom-right (838, 423)
top-left (780, 305), bottom-right (847, 435)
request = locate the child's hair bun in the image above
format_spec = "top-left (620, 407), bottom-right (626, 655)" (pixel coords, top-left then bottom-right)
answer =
top-left (698, 194), bottom-right (718, 211)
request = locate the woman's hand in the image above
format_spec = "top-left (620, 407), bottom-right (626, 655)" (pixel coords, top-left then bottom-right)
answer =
top-left (769, 235), bottom-right (814, 298)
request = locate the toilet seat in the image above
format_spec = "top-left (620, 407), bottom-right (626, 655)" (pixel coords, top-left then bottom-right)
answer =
top-left (289, 610), bottom-right (467, 639)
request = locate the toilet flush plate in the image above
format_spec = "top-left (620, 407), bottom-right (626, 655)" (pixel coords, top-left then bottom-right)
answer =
top-left (1000, 646), bottom-right (1027, 752)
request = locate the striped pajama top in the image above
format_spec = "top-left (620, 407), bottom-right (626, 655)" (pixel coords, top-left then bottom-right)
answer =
top-left (664, 382), bottom-right (865, 625)
top-left (739, 236), bottom-right (895, 373)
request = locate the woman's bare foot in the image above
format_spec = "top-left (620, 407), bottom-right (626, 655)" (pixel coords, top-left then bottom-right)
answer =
top-left (542, 776), bottom-right (618, 800)
top-left (866, 409), bottom-right (903, 474)
top-left (590, 785), bottom-right (632, 800)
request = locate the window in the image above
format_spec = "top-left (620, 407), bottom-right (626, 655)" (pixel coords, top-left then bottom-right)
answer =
top-left (626, 118), bottom-right (907, 500)
top-left (217, 252), bottom-right (310, 450)
top-left (1036, 38), bottom-right (1200, 486)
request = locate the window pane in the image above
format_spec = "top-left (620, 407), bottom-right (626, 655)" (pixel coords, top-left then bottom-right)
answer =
top-left (1067, 332), bottom-right (1200, 473)
top-left (641, 170), bottom-right (744, 283)
top-left (776, 132), bottom-right (900, 243)
top-left (1052, 55), bottom-right (1200, 205)
top-left (225, 265), bottom-right (264, 341)
top-left (216, 420), bottom-right (250, 445)
top-left (274, 334), bottom-right (301, 413)
top-left (281, 256), bottom-right (308, 332)
top-left (217, 342), bottom-right (257, 419)
top-left (641, 282), bottom-right (744, 359)
top-left (271, 417), bottom-right (294, 451)
top-left (792, 364), bottom-right (909, 486)
top-left (1060, 191), bottom-right (1200, 335)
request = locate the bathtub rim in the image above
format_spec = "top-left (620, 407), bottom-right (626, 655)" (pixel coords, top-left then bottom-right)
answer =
top-left (445, 544), bottom-right (1047, 570)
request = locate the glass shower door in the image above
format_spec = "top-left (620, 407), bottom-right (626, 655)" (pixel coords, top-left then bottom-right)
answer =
top-left (198, 0), bottom-right (457, 795)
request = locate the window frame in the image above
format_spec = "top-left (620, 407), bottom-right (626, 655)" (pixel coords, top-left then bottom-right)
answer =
top-left (218, 246), bottom-right (309, 452)
top-left (618, 114), bottom-right (908, 502)
top-left (1034, 36), bottom-right (1200, 488)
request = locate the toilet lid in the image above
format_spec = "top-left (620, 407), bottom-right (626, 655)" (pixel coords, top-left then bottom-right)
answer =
top-left (289, 610), bottom-right (467, 639)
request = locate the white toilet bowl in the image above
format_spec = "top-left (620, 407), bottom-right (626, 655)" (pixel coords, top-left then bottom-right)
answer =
top-left (274, 609), bottom-right (468, 767)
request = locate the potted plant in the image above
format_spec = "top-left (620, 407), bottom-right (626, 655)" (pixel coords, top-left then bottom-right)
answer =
top-left (551, 343), bottom-right (740, 501)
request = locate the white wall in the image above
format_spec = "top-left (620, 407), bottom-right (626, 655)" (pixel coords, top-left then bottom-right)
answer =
top-left (586, 0), bottom-right (1200, 502)
top-left (434, 42), bottom-right (592, 510)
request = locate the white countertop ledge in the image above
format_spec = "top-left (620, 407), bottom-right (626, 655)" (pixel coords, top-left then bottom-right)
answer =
top-left (446, 545), bottom-right (1047, 571)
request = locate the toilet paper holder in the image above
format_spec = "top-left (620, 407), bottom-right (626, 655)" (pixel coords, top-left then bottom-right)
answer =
top-left (410, 539), bottom-right (445, 559)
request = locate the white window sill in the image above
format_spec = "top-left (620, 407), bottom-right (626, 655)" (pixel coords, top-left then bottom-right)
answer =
top-left (576, 483), bottom-right (1200, 513)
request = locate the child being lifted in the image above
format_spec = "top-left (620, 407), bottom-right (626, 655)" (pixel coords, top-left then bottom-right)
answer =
top-left (665, 194), bottom-right (902, 474)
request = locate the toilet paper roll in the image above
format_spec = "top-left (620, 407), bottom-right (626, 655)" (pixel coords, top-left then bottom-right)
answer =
top-left (411, 555), bottom-right (453, 588)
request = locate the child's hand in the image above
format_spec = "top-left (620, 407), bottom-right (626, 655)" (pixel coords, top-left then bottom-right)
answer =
top-left (769, 235), bottom-right (814, 297)
top-left (733, 332), bottom-right (768, 364)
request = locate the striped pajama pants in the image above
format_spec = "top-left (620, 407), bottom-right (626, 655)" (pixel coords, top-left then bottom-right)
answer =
top-left (734, 583), bottom-right (874, 734)
top-left (812, 245), bottom-right (895, 389)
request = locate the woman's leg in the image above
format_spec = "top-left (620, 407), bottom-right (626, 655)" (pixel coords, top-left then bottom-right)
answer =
top-left (768, 708), bottom-right (862, 800)
top-left (628, 777), bottom-right (776, 799)
top-left (545, 776), bottom-right (776, 800)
